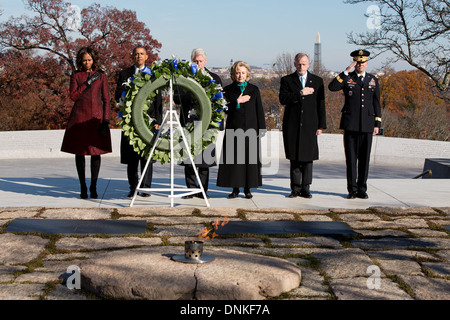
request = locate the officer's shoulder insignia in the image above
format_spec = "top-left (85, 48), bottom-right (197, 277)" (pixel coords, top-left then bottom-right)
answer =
top-left (336, 75), bottom-right (343, 83)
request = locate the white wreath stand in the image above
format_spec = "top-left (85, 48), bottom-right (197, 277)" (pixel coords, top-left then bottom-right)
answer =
top-left (130, 76), bottom-right (210, 208)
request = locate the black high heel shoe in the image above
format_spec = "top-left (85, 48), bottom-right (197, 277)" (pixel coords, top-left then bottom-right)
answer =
top-left (90, 185), bottom-right (98, 199)
top-left (244, 188), bottom-right (253, 199)
top-left (228, 188), bottom-right (240, 199)
top-left (80, 185), bottom-right (88, 199)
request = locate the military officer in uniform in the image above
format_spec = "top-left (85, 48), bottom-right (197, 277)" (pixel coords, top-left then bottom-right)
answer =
top-left (328, 50), bottom-right (381, 199)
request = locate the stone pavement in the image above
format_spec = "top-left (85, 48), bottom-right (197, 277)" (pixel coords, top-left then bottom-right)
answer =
top-left (0, 158), bottom-right (449, 300)
top-left (1, 205), bottom-right (449, 300)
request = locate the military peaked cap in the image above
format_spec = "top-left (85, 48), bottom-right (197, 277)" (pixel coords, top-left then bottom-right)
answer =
top-left (351, 49), bottom-right (370, 62)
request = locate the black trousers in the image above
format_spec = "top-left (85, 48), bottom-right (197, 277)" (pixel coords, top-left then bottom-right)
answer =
top-left (127, 157), bottom-right (153, 192)
top-left (343, 131), bottom-right (373, 194)
top-left (289, 160), bottom-right (313, 193)
top-left (185, 165), bottom-right (209, 192)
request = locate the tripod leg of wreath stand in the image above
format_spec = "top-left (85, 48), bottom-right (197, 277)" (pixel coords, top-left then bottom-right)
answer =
top-left (130, 111), bottom-right (170, 207)
top-left (167, 76), bottom-right (209, 207)
top-left (169, 107), bottom-right (175, 207)
top-left (172, 111), bottom-right (210, 208)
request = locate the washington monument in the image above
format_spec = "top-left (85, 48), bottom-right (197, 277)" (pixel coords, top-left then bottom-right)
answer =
top-left (313, 32), bottom-right (322, 74)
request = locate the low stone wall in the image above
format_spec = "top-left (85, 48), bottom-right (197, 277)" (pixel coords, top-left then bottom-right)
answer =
top-left (0, 129), bottom-right (122, 159)
top-left (0, 129), bottom-right (449, 166)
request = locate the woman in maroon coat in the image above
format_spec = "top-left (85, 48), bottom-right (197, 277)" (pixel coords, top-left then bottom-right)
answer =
top-left (61, 47), bottom-right (112, 199)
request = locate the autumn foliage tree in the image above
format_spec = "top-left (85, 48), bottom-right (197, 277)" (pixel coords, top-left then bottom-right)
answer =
top-left (377, 69), bottom-right (449, 140)
top-left (0, 50), bottom-right (70, 130)
top-left (0, 0), bottom-right (161, 131)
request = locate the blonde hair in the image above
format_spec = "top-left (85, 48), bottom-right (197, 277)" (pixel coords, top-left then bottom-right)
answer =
top-left (230, 61), bottom-right (251, 81)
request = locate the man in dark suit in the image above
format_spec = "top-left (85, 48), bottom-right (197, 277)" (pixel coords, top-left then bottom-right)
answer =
top-left (279, 53), bottom-right (326, 199)
top-left (328, 49), bottom-right (381, 199)
top-left (176, 48), bottom-right (222, 199)
top-left (115, 46), bottom-right (162, 198)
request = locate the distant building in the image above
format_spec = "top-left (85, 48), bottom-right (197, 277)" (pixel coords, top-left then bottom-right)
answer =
top-left (313, 32), bottom-right (322, 74)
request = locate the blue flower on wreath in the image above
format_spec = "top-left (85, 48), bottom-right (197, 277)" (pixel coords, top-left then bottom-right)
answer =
top-left (171, 58), bottom-right (178, 70)
top-left (212, 92), bottom-right (223, 100)
top-left (190, 63), bottom-right (198, 75)
top-left (142, 66), bottom-right (153, 75)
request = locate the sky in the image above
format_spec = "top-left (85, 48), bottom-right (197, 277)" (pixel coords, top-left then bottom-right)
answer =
top-left (0, 0), bottom-right (414, 72)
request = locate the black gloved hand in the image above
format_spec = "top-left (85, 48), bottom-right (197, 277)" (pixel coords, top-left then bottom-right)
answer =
top-left (86, 72), bottom-right (101, 87)
top-left (99, 120), bottom-right (110, 136)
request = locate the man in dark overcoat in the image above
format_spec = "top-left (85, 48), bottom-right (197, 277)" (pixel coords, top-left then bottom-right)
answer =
top-left (279, 53), bottom-right (326, 198)
top-left (115, 46), bottom-right (162, 198)
top-left (176, 48), bottom-right (222, 199)
top-left (328, 49), bottom-right (381, 199)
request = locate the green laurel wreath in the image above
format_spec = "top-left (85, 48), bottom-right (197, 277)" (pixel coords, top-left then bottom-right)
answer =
top-left (118, 59), bottom-right (227, 164)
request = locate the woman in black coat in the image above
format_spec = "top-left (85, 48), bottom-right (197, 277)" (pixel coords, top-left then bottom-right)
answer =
top-left (217, 61), bottom-right (266, 199)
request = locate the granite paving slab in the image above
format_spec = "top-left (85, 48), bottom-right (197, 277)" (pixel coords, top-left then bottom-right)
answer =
top-left (5, 218), bottom-right (147, 235)
top-left (0, 233), bottom-right (48, 265)
top-left (352, 237), bottom-right (450, 250)
top-left (330, 277), bottom-right (413, 300)
top-left (399, 276), bottom-right (450, 300)
top-left (215, 221), bottom-right (358, 236)
top-left (311, 248), bottom-right (376, 278)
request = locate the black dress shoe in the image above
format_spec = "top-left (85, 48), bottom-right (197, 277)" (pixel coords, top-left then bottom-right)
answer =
top-left (195, 193), bottom-right (210, 199)
top-left (228, 192), bottom-right (239, 199)
top-left (243, 188), bottom-right (253, 199)
top-left (90, 186), bottom-right (98, 199)
top-left (183, 194), bottom-right (194, 199)
top-left (300, 191), bottom-right (312, 199)
top-left (128, 191), bottom-right (136, 198)
top-left (347, 192), bottom-right (357, 199)
top-left (288, 191), bottom-right (299, 198)
top-left (80, 185), bottom-right (88, 199)
top-left (356, 192), bottom-right (369, 199)
top-left (141, 193), bottom-right (151, 197)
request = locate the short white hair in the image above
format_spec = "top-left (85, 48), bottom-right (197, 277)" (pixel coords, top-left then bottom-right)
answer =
top-left (294, 53), bottom-right (310, 63)
top-left (191, 48), bottom-right (207, 61)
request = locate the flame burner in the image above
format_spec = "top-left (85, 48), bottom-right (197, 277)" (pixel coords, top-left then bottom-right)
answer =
top-left (171, 240), bottom-right (215, 264)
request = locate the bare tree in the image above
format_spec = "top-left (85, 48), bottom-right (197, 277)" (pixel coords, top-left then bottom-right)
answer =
top-left (272, 52), bottom-right (295, 77)
top-left (345, 0), bottom-right (449, 98)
